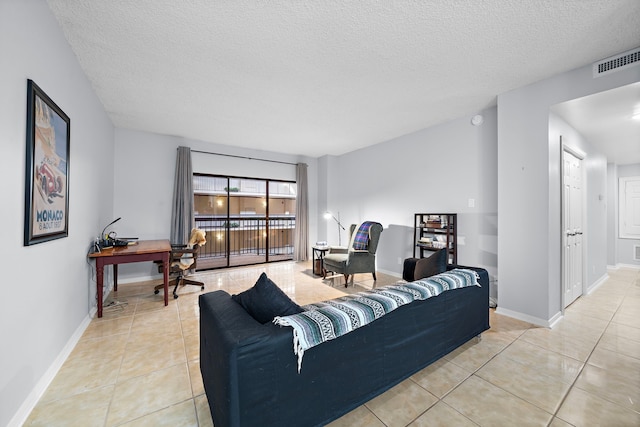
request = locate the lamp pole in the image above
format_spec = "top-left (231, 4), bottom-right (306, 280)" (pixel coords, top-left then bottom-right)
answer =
top-left (325, 211), bottom-right (346, 246)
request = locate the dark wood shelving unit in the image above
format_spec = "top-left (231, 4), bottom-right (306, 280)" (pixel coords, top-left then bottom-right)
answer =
top-left (413, 213), bottom-right (457, 264)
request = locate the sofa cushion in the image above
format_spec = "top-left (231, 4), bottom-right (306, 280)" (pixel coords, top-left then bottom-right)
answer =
top-left (414, 249), bottom-right (447, 280)
top-left (232, 272), bottom-right (304, 323)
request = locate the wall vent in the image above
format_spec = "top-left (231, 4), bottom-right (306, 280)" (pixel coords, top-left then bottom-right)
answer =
top-left (635, 245), bottom-right (640, 261)
top-left (593, 47), bottom-right (640, 78)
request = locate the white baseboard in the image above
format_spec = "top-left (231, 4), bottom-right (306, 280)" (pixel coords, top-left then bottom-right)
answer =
top-left (587, 273), bottom-right (609, 295)
top-left (494, 307), bottom-right (554, 328)
top-left (89, 274), bottom-right (161, 313)
top-left (547, 311), bottom-right (563, 328)
top-left (8, 313), bottom-right (93, 427)
top-left (117, 274), bottom-right (160, 284)
top-left (377, 268), bottom-right (401, 278)
top-left (615, 263), bottom-right (640, 270)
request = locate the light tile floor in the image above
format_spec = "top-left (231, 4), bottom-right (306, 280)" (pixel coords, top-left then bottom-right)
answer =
top-left (24, 263), bottom-right (640, 426)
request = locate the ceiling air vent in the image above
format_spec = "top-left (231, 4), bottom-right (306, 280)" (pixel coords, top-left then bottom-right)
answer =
top-left (593, 47), bottom-right (640, 78)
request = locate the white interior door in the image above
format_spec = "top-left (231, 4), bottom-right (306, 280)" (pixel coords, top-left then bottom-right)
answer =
top-left (619, 176), bottom-right (640, 238)
top-left (562, 147), bottom-right (584, 307)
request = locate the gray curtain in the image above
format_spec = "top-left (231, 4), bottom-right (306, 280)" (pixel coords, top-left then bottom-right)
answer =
top-left (293, 163), bottom-right (309, 261)
top-left (170, 146), bottom-right (194, 244)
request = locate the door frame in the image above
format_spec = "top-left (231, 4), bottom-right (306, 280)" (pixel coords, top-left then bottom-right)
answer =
top-left (560, 137), bottom-right (587, 313)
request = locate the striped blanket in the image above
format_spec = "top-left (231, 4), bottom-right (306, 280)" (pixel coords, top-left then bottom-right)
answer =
top-left (352, 221), bottom-right (378, 250)
top-left (273, 268), bottom-right (480, 372)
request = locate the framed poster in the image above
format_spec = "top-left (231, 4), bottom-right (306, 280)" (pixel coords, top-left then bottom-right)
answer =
top-left (24, 79), bottom-right (70, 245)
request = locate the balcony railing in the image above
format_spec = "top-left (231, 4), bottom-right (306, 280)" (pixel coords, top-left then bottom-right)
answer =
top-left (195, 215), bottom-right (295, 269)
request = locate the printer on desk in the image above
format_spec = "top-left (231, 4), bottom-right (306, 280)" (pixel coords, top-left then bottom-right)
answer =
top-left (101, 237), bottom-right (133, 248)
top-left (98, 217), bottom-right (138, 249)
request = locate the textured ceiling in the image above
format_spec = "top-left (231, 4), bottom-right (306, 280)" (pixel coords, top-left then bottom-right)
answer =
top-left (47, 0), bottom-right (640, 158)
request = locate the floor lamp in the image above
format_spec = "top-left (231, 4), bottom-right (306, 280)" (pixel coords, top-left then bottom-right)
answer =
top-left (324, 211), bottom-right (346, 246)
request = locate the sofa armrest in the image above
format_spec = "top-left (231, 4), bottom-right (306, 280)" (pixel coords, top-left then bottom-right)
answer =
top-left (446, 264), bottom-right (489, 289)
top-left (403, 258), bottom-right (490, 289)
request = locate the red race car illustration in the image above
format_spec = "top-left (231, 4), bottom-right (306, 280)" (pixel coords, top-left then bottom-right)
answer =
top-left (36, 161), bottom-right (64, 203)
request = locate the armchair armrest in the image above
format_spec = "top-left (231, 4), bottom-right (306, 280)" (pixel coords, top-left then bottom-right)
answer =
top-left (171, 243), bottom-right (201, 257)
top-left (328, 246), bottom-right (348, 254)
top-left (172, 247), bottom-right (198, 256)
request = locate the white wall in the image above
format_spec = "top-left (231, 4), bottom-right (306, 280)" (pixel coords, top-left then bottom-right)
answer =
top-left (616, 163), bottom-right (640, 266)
top-left (607, 163), bottom-right (618, 266)
top-left (115, 106), bottom-right (500, 289)
top-left (316, 155), bottom-right (330, 242)
top-left (0, 1), bottom-right (115, 426)
top-left (497, 63), bottom-right (639, 325)
top-left (319, 107), bottom-right (498, 290)
top-left (113, 128), bottom-right (319, 281)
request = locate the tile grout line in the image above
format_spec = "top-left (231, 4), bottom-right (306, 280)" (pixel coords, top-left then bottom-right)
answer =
top-left (554, 278), bottom-right (633, 422)
top-left (177, 294), bottom-right (205, 426)
top-left (432, 301), bottom-right (621, 427)
top-left (101, 296), bottom-right (137, 427)
top-left (406, 323), bottom-right (526, 427)
top-left (549, 274), bottom-right (635, 425)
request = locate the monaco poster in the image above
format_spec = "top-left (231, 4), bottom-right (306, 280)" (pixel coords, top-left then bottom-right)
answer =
top-left (24, 80), bottom-right (70, 245)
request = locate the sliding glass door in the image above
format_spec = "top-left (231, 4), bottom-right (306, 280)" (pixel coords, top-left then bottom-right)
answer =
top-left (193, 174), bottom-right (296, 269)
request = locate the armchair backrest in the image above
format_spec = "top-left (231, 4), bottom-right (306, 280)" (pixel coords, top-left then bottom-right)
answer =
top-left (347, 222), bottom-right (383, 254)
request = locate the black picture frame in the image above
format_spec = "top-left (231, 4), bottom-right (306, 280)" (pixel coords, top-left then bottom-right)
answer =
top-left (24, 80), bottom-right (70, 246)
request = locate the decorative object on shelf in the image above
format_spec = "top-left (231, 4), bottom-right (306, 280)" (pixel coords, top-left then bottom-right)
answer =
top-left (414, 213), bottom-right (457, 264)
top-left (324, 211), bottom-right (346, 246)
top-left (426, 219), bottom-right (442, 228)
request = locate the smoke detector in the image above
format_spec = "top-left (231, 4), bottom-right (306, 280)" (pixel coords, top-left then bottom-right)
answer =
top-left (471, 115), bottom-right (484, 126)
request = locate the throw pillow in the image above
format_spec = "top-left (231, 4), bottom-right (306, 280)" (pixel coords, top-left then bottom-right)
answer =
top-left (414, 248), bottom-right (447, 280)
top-left (402, 257), bottom-right (420, 282)
top-left (232, 272), bottom-right (304, 324)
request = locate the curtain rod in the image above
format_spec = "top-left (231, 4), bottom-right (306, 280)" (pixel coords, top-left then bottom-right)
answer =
top-left (190, 149), bottom-right (298, 166)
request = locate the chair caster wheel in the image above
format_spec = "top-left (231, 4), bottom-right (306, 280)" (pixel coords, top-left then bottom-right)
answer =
top-left (200, 286), bottom-right (205, 290)
top-left (154, 290), bottom-right (159, 294)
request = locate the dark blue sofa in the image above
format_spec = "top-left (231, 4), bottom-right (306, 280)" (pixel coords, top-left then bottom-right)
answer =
top-left (199, 264), bottom-right (490, 427)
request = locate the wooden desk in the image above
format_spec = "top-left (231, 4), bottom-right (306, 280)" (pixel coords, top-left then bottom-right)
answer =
top-left (89, 239), bottom-right (171, 318)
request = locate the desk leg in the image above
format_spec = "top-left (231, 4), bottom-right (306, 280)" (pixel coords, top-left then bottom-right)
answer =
top-left (113, 264), bottom-right (118, 292)
top-left (163, 252), bottom-right (169, 306)
top-left (96, 260), bottom-right (104, 318)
